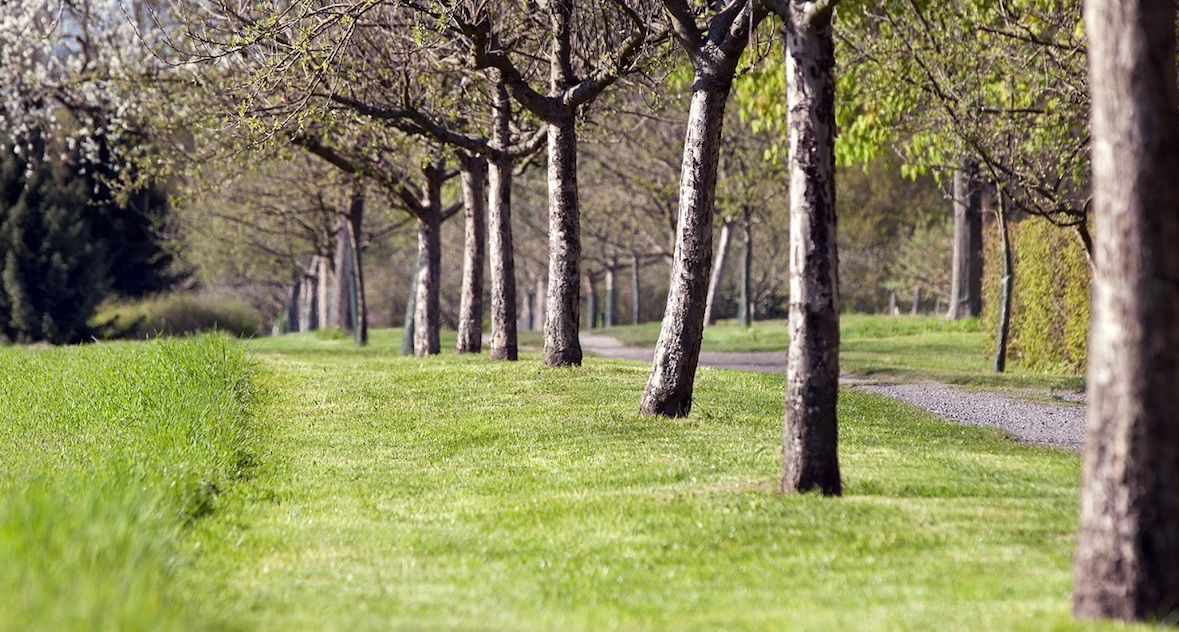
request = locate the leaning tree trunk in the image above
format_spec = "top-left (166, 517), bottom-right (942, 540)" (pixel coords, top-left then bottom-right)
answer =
top-left (456, 152), bottom-right (488, 354)
top-left (780, 3), bottom-right (841, 496)
top-left (704, 217), bottom-right (734, 326)
top-left (346, 185), bottom-right (368, 346)
top-left (640, 82), bottom-right (731, 417)
top-left (487, 79), bottom-right (519, 361)
top-left (1073, 0), bottom-right (1179, 621)
top-left (946, 158), bottom-right (984, 320)
top-left (542, 113), bottom-right (583, 366)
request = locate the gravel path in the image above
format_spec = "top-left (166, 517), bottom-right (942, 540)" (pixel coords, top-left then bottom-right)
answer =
top-left (580, 332), bottom-right (1086, 450)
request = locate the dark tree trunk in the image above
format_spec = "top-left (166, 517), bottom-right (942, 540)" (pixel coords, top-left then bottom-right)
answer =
top-left (1073, 0), bottom-right (1179, 621)
top-left (401, 257), bottom-right (418, 356)
top-left (631, 254), bottom-right (641, 325)
top-left (641, 84), bottom-right (731, 417)
top-left (586, 274), bottom-right (599, 329)
top-left (993, 196), bottom-right (1013, 373)
top-left (946, 159), bottom-right (984, 320)
top-left (284, 280), bottom-right (300, 333)
top-left (704, 218), bottom-right (734, 326)
top-left (542, 114), bottom-right (583, 366)
top-left (331, 214), bottom-right (352, 332)
top-left (604, 257), bottom-right (617, 328)
top-left (738, 211), bottom-right (753, 327)
top-left (346, 185), bottom-right (368, 346)
top-left (487, 79), bottom-right (519, 361)
top-left (780, 4), bottom-right (841, 496)
top-left (456, 152), bottom-right (487, 354)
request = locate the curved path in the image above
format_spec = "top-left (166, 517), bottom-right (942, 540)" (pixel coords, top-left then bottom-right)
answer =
top-left (580, 332), bottom-right (1085, 450)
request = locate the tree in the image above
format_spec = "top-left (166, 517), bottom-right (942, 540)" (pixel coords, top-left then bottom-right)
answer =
top-left (640, 0), bottom-right (767, 417)
top-left (1071, 0), bottom-right (1179, 621)
top-left (946, 159), bottom-right (983, 319)
top-left (773, 0), bottom-right (841, 496)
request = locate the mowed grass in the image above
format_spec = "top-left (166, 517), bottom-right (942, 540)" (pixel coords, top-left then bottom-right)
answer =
top-left (0, 336), bottom-right (256, 631)
top-left (594, 315), bottom-right (1084, 391)
top-left (169, 329), bottom-right (1121, 631)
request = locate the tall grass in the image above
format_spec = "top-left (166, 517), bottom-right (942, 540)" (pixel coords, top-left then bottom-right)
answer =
top-left (0, 335), bottom-right (257, 631)
top-left (94, 293), bottom-right (263, 340)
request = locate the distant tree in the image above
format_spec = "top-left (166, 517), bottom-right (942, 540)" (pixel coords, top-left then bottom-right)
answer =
top-left (1072, 0), bottom-right (1179, 621)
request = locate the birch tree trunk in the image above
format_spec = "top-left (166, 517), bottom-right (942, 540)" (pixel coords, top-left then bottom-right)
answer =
top-left (704, 218), bottom-right (734, 326)
top-left (1073, 0), bottom-right (1179, 621)
top-left (641, 85), bottom-right (730, 417)
top-left (780, 2), bottom-right (841, 496)
top-left (946, 159), bottom-right (984, 320)
top-left (543, 113), bottom-right (583, 366)
top-left (456, 152), bottom-right (487, 354)
top-left (487, 79), bottom-right (519, 361)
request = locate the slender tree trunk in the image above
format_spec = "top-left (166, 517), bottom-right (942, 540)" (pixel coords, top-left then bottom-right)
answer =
top-left (586, 274), bottom-right (599, 329)
top-left (284, 280), bottom-right (300, 333)
top-left (641, 84), bottom-right (731, 417)
top-left (317, 254), bottom-right (331, 329)
top-left (533, 277), bottom-right (546, 331)
top-left (346, 185), bottom-right (367, 346)
top-left (401, 258), bottom-right (418, 356)
top-left (487, 79), bottom-right (519, 361)
top-left (413, 166), bottom-right (443, 356)
top-left (1073, 0), bottom-right (1179, 621)
top-left (946, 159), bottom-right (984, 320)
top-left (604, 257), bottom-right (617, 328)
top-left (780, 5), bottom-right (841, 496)
top-left (456, 152), bottom-right (488, 354)
top-left (738, 212), bottom-right (753, 327)
top-left (543, 113), bottom-right (583, 366)
top-left (631, 255), bottom-right (641, 325)
top-left (704, 218), bottom-right (734, 326)
top-left (331, 214), bottom-right (351, 331)
top-left (993, 196), bottom-right (1013, 373)
top-left (910, 285), bottom-right (921, 315)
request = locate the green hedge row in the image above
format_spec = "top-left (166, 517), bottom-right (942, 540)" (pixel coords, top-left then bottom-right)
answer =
top-left (983, 218), bottom-right (1091, 373)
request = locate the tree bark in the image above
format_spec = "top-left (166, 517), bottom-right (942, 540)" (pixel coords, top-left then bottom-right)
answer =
top-left (738, 211), bottom-right (753, 327)
top-left (910, 285), bottom-right (921, 315)
top-left (487, 79), bottom-right (519, 361)
top-left (993, 196), bottom-right (1013, 373)
top-left (586, 274), bottom-right (599, 329)
top-left (413, 165), bottom-right (444, 357)
top-left (1073, 0), bottom-right (1179, 621)
top-left (641, 84), bottom-right (731, 417)
top-left (604, 257), bottom-right (617, 328)
top-left (946, 159), bottom-right (984, 320)
top-left (346, 184), bottom-right (367, 346)
top-left (704, 218), bottom-right (734, 326)
top-left (331, 214), bottom-right (352, 332)
top-left (316, 254), bottom-right (331, 330)
top-left (401, 257), bottom-right (418, 356)
top-left (631, 254), bottom-right (641, 325)
top-left (456, 152), bottom-right (487, 354)
top-left (780, 4), bottom-right (841, 496)
top-left (542, 113), bottom-right (583, 366)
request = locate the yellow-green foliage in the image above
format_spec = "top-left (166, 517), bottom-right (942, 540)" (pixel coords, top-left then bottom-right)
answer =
top-left (984, 218), bottom-right (1091, 373)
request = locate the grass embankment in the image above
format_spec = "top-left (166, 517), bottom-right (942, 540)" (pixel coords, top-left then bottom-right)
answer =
top-left (175, 329), bottom-right (1105, 630)
top-left (0, 336), bottom-right (256, 631)
top-left (591, 315), bottom-right (1083, 391)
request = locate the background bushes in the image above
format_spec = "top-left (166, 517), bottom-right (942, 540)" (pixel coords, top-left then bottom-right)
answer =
top-left (94, 293), bottom-right (263, 340)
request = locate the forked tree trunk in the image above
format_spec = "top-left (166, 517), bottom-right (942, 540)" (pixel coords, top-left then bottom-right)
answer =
top-left (456, 152), bottom-right (488, 354)
top-left (543, 114), bottom-right (583, 366)
top-left (780, 3), bottom-right (841, 496)
top-left (641, 85), bottom-right (730, 417)
top-left (1073, 0), bottom-right (1179, 621)
top-left (604, 258), bottom-right (617, 328)
top-left (487, 79), bottom-right (519, 361)
top-left (704, 218), bottom-right (734, 326)
top-left (946, 159), bottom-right (984, 320)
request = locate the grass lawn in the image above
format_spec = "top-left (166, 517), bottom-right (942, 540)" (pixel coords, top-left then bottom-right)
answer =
top-left (589, 315), bottom-right (1084, 391)
top-left (177, 328), bottom-right (1108, 630)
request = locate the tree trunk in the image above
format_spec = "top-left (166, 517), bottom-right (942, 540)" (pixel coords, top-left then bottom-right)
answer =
top-left (346, 185), bottom-right (367, 346)
top-left (704, 218), bottom-right (734, 326)
top-left (401, 257), bottom-right (418, 356)
top-left (331, 214), bottom-right (351, 332)
top-left (413, 174), bottom-right (443, 356)
top-left (542, 114), bottom-right (583, 366)
top-left (487, 79), bottom-right (519, 361)
top-left (910, 285), bottom-right (921, 315)
top-left (456, 152), bottom-right (487, 354)
top-left (780, 5), bottom-right (841, 496)
top-left (533, 277), bottom-right (546, 331)
top-left (586, 274), bottom-right (599, 329)
top-left (317, 254), bottom-right (331, 330)
top-left (284, 280), bottom-right (300, 333)
top-left (640, 83), bottom-right (731, 417)
top-left (1073, 0), bottom-right (1179, 621)
top-left (946, 159), bottom-right (984, 320)
top-left (604, 257), bottom-right (617, 328)
top-left (993, 196), bottom-right (1013, 373)
top-left (631, 254), bottom-right (641, 325)
top-left (738, 212), bottom-right (753, 327)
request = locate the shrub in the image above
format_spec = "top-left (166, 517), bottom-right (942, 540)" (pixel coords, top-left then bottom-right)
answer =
top-left (94, 293), bottom-right (263, 340)
top-left (983, 218), bottom-right (1091, 373)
